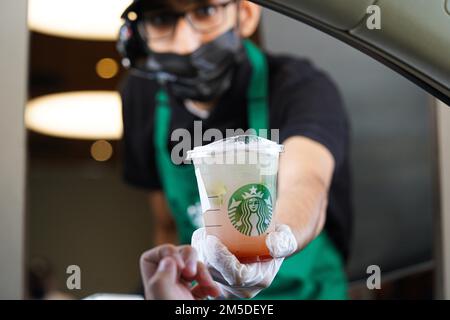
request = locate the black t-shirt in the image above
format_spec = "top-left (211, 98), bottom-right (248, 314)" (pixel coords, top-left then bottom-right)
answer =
top-left (119, 51), bottom-right (353, 260)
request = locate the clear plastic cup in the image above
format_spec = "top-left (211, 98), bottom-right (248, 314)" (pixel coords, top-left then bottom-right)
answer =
top-left (187, 135), bottom-right (284, 263)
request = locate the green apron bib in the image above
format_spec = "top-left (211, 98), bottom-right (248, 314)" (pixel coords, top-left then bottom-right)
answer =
top-left (153, 40), bottom-right (348, 300)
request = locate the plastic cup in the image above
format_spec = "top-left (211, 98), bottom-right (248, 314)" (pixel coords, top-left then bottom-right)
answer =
top-left (187, 135), bottom-right (284, 263)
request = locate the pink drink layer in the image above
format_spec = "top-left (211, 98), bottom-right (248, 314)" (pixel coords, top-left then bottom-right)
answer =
top-left (204, 206), bottom-right (273, 263)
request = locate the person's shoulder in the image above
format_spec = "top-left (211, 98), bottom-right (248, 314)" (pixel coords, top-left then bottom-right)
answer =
top-left (119, 72), bottom-right (160, 126)
top-left (267, 53), bottom-right (315, 73)
top-left (265, 52), bottom-right (334, 88)
top-left (119, 72), bottom-right (158, 98)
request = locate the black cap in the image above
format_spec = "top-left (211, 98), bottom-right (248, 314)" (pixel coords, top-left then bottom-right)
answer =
top-left (121, 0), bottom-right (203, 19)
top-left (121, 0), bottom-right (166, 19)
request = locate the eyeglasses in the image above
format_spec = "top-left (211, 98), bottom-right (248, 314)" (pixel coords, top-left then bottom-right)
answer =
top-left (138, 1), bottom-right (237, 41)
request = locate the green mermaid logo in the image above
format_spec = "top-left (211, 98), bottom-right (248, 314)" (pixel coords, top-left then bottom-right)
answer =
top-left (228, 184), bottom-right (273, 236)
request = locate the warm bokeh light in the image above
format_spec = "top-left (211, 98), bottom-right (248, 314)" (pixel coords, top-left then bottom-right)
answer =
top-left (25, 91), bottom-right (123, 140)
top-left (127, 11), bottom-right (138, 21)
top-left (96, 58), bottom-right (119, 79)
top-left (91, 140), bottom-right (114, 161)
top-left (28, 0), bottom-right (133, 41)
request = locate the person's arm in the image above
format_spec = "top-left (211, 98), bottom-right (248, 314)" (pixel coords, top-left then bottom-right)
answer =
top-left (275, 135), bottom-right (335, 253)
top-left (148, 191), bottom-right (178, 245)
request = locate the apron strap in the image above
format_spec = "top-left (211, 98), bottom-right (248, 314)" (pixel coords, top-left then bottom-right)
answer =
top-left (243, 40), bottom-right (269, 136)
top-left (154, 89), bottom-right (171, 163)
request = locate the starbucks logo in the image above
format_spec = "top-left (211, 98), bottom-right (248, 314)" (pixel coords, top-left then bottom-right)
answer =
top-left (227, 184), bottom-right (273, 236)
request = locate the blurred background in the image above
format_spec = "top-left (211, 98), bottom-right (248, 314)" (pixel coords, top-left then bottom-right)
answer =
top-left (1, 0), bottom-right (450, 299)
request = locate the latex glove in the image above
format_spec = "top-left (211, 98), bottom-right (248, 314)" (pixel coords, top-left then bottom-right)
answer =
top-left (191, 224), bottom-right (297, 299)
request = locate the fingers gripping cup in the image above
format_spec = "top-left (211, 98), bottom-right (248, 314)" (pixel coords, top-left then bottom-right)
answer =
top-left (187, 135), bottom-right (284, 263)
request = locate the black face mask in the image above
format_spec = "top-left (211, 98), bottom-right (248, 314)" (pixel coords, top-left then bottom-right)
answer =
top-left (139, 29), bottom-right (246, 102)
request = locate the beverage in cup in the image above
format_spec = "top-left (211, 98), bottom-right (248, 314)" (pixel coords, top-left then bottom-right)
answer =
top-left (187, 135), bottom-right (284, 263)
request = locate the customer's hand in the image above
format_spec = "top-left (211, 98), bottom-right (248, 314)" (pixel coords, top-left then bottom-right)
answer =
top-left (140, 244), bottom-right (221, 300)
top-left (191, 224), bottom-right (297, 298)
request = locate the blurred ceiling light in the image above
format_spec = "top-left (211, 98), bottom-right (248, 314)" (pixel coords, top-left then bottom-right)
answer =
top-left (91, 140), bottom-right (114, 162)
top-left (127, 11), bottom-right (138, 21)
top-left (25, 91), bottom-right (123, 140)
top-left (96, 58), bottom-right (119, 79)
top-left (28, 0), bottom-right (133, 41)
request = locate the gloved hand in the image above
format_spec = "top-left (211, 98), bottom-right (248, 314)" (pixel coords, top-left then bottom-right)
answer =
top-left (191, 224), bottom-right (298, 299)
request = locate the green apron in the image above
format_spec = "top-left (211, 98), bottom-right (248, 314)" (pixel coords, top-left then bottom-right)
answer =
top-left (153, 40), bottom-right (348, 300)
